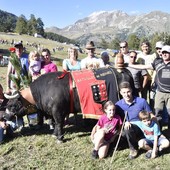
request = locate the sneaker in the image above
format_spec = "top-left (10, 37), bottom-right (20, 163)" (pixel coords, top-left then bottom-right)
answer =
top-left (128, 149), bottom-right (138, 159)
top-left (92, 150), bottom-right (98, 159)
top-left (49, 124), bottom-right (54, 130)
top-left (158, 150), bottom-right (163, 156)
top-left (145, 150), bottom-right (152, 159)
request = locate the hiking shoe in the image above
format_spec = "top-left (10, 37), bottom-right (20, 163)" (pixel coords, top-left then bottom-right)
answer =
top-left (92, 150), bottom-right (98, 159)
top-left (128, 149), bottom-right (138, 159)
top-left (145, 150), bottom-right (152, 159)
top-left (158, 149), bottom-right (163, 157)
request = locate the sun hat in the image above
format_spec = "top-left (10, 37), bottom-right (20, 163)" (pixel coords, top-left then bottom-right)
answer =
top-left (162, 45), bottom-right (170, 53)
top-left (14, 42), bottom-right (23, 48)
top-left (155, 41), bottom-right (164, 49)
top-left (85, 41), bottom-right (95, 49)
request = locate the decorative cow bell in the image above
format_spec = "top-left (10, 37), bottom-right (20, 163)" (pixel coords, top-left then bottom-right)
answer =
top-left (115, 53), bottom-right (124, 69)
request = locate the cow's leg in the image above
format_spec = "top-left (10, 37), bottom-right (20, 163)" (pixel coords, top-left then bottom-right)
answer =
top-left (52, 111), bottom-right (65, 143)
top-left (37, 111), bottom-right (44, 126)
top-left (55, 122), bottom-right (64, 143)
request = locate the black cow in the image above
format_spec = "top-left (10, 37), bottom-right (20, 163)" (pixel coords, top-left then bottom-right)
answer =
top-left (3, 67), bottom-right (136, 143)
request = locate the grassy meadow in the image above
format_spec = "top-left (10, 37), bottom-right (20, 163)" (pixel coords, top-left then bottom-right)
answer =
top-left (1, 33), bottom-right (170, 170)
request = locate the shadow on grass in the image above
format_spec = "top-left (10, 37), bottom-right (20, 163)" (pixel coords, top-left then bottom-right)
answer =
top-left (5, 114), bottom-right (98, 143)
top-left (106, 128), bottom-right (170, 159)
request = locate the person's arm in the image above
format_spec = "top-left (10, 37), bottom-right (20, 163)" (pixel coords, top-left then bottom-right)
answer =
top-left (0, 121), bottom-right (7, 129)
top-left (90, 124), bottom-right (100, 141)
top-left (149, 112), bottom-right (159, 125)
top-left (151, 71), bottom-right (156, 86)
top-left (128, 63), bottom-right (153, 70)
top-left (50, 63), bottom-right (58, 72)
top-left (142, 74), bottom-right (149, 89)
top-left (99, 58), bottom-right (105, 68)
top-left (151, 135), bottom-right (158, 159)
top-left (6, 62), bottom-right (12, 93)
top-left (62, 59), bottom-right (68, 71)
top-left (124, 121), bottom-right (131, 130)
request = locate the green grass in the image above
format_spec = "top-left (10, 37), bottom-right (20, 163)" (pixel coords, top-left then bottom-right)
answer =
top-left (1, 121), bottom-right (170, 170)
top-left (1, 33), bottom-right (170, 170)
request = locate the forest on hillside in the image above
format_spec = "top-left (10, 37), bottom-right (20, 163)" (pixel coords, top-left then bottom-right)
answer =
top-left (0, 10), bottom-right (75, 44)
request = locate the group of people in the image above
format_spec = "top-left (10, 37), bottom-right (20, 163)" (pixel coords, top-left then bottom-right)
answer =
top-left (91, 82), bottom-right (169, 160)
top-left (0, 39), bottom-right (170, 162)
top-left (90, 40), bottom-right (170, 160)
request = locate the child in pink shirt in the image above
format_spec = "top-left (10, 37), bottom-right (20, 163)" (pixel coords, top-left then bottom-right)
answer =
top-left (91, 101), bottom-right (122, 159)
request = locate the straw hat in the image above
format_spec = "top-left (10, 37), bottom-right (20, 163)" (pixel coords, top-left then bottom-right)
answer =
top-left (85, 41), bottom-right (95, 49)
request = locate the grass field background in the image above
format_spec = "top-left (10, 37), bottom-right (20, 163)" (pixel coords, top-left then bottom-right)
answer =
top-left (0, 33), bottom-right (170, 170)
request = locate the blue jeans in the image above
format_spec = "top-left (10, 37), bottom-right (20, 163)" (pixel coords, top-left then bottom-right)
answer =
top-left (0, 127), bottom-right (4, 143)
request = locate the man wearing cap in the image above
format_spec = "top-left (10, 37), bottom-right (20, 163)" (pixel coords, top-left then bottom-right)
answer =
top-left (154, 41), bottom-right (165, 58)
top-left (100, 51), bottom-right (114, 67)
top-left (81, 41), bottom-right (104, 69)
top-left (129, 45), bottom-right (170, 129)
top-left (150, 41), bottom-right (165, 108)
top-left (6, 42), bottom-right (29, 93)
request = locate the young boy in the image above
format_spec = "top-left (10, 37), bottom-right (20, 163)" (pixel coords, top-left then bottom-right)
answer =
top-left (138, 111), bottom-right (169, 159)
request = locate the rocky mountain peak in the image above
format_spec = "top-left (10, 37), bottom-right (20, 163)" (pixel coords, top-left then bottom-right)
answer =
top-left (45, 10), bottom-right (170, 45)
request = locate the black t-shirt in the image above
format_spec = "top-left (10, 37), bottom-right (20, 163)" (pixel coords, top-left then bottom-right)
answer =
top-left (152, 58), bottom-right (170, 93)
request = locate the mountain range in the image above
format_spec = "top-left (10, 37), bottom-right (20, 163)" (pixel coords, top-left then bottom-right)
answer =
top-left (45, 10), bottom-right (170, 45)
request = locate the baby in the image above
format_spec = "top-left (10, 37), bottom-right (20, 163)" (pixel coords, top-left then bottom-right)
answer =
top-left (29, 51), bottom-right (41, 81)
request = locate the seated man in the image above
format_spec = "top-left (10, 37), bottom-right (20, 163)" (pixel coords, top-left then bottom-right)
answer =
top-left (115, 81), bottom-right (155, 159)
top-left (0, 115), bottom-right (16, 144)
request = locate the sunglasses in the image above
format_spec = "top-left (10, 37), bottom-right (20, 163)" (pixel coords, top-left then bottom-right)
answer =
top-left (162, 51), bottom-right (170, 54)
top-left (86, 48), bottom-right (95, 51)
top-left (130, 56), bottom-right (137, 59)
top-left (156, 47), bottom-right (162, 50)
top-left (120, 46), bottom-right (127, 48)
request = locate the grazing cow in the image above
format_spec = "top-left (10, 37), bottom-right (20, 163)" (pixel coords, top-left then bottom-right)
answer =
top-left (3, 67), bottom-right (136, 143)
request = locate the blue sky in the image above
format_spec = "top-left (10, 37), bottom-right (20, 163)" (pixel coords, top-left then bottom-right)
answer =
top-left (1, 0), bottom-right (170, 28)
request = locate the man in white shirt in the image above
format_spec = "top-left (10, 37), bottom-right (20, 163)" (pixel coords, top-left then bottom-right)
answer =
top-left (81, 41), bottom-right (104, 69)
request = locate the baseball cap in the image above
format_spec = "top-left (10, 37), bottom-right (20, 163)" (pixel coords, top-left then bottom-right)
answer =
top-left (100, 51), bottom-right (109, 57)
top-left (162, 45), bottom-right (170, 53)
top-left (14, 42), bottom-right (23, 48)
top-left (155, 41), bottom-right (164, 49)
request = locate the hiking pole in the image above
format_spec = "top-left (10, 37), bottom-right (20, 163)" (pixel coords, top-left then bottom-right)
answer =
top-left (110, 111), bottom-right (128, 165)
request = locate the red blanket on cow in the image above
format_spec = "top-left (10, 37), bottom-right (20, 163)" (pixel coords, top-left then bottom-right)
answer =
top-left (71, 69), bottom-right (107, 119)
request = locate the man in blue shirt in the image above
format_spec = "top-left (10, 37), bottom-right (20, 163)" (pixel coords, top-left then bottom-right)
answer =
top-left (116, 81), bottom-right (155, 159)
top-left (6, 42), bottom-right (29, 93)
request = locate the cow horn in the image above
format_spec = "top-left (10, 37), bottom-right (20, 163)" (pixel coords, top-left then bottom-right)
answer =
top-left (4, 91), bottom-right (20, 99)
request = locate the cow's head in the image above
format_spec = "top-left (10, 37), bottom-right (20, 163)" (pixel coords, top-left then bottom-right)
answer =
top-left (3, 91), bottom-right (26, 119)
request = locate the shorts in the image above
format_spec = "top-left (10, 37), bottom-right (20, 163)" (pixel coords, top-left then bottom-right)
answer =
top-left (144, 135), bottom-right (167, 147)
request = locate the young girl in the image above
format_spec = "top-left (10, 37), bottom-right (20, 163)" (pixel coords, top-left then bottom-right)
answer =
top-left (29, 51), bottom-right (41, 81)
top-left (90, 101), bottom-right (122, 159)
top-left (138, 111), bottom-right (169, 159)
